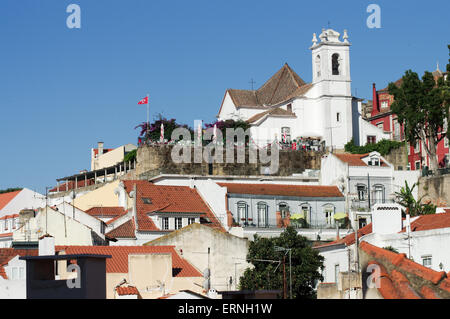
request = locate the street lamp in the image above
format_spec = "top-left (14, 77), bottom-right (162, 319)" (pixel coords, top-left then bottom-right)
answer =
top-left (274, 246), bottom-right (292, 299)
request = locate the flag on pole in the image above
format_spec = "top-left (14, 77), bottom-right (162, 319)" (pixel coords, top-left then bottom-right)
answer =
top-left (160, 123), bottom-right (164, 143)
top-left (138, 96), bottom-right (149, 105)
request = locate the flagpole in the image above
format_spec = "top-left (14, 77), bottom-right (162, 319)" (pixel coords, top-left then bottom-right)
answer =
top-left (146, 93), bottom-right (149, 139)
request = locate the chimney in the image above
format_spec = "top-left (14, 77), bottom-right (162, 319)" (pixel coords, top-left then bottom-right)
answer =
top-left (38, 234), bottom-right (55, 256)
top-left (372, 203), bottom-right (403, 235)
top-left (98, 142), bottom-right (104, 156)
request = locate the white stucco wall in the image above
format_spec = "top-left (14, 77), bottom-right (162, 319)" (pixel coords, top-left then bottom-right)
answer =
top-left (0, 188), bottom-right (46, 217)
top-left (0, 256), bottom-right (26, 299)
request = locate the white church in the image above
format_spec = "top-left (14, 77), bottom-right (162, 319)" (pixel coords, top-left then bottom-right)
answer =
top-left (217, 28), bottom-right (388, 149)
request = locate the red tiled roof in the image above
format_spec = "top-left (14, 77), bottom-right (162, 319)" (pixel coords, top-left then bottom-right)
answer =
top-left (217, 183), bottom-right (344, 198)
top-left (0, 233), bottom-right (13, 238)
top-left (86, 207), bottom-right (127, 218)
top-left (123, 180), bottom-right (224, 232)
top-left (56, 245), bottom-right (202, 277)
top-left (0, 248), bottom-right (39, 279)
top-left (0, 191), bottom-right (21, 211)
top-left (116, 285), bottom-right (141, 297)
top-left (334, 153), bottom-right (389, 167)
top-left (106, 219), bottom-right (136, 238)
top-left (334, 153), bottom-right (369, 166)
top-left (361, 242), bottom-right (450, 299)
top-left (401, 212), bottom-right (450, 232)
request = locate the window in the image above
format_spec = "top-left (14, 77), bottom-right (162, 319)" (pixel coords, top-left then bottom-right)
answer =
top-left (287, 104), bottom-right (292, 113)
top-left (336, 112), bottom-right (341, 123)
top-left (175, 217), bottom-right (182, 230)
top-left (380, 101), bottom-right (389, 109)
top-left (367, 136), bottom-right (376, 144)
top-left (237, 202), bottom-right (248, 226)
top-left (301, 206), bottom-right (310, 224)
top-left (368, 157), bottom-right (380, 166)
top-left (279, 203), bottom-right (289, 219)
top-left (393, 119), bottom-right (401, 140)
top-left (19, 267), bottom-right (24, 280)
top-left (162, 217), bottom-right (169, 230)
top-left (422, 256), bottom-right (432, 268)
top-left (257, 202), bottom-right (269, 227)
top-left (188, 218), bottom-right (195, 225)
top-left (415, 161), bottom-right (421, 170)
top-left (373, 185), bottom-right (384, 204)
top-left (331, 53), bottom-right (340, 75)
top-left (357, 185), bottom-right (367, 201)
top-left (445, 137), bottom-right (449, 148)
top-left (11, 267), bottom-right (17, 280)
top-left (142, 197), bottom-right (152, 204)
top-left (359, 218), bottom-right (367, 229)
top-left (324, 207), bottom-right (334, 226)
top-left (281, 127), bottom-right (291, 143)
top-left (414, 141), bottom-right (420, 154)
top-left (334, 264), bottom-right (340, 284)
top-left (315, 55), bottom-right (321, 77)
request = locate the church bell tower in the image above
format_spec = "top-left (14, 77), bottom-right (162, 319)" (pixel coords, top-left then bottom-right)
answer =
top-left (310, 29), bottom-right (351, 97)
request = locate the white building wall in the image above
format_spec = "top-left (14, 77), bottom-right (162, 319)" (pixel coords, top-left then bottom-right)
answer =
top-left (0, 189), bottom-right (46, 217)
top-left (0, 256), bottom-right (26, 299)
top-left (319, 246), bottom-right (350, 283)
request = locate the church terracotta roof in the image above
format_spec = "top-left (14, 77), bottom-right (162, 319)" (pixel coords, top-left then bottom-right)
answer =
top-left (225, 63), bottom-right (312, 109)
top-left (246, 106), bottom-right (297, 124)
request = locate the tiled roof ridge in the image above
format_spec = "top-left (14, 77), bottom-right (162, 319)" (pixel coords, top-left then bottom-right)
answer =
top-left (360, 242), bottom-right (450, 298)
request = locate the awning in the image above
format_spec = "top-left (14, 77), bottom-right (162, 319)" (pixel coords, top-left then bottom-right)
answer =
top-left (290, 212), bottom-right (305, 220)
top-left (334, 212), bottom-right (348, 220)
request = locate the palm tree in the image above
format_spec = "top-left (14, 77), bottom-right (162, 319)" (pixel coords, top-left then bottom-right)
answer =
top-left (394, 181), bottom-right (435, 216)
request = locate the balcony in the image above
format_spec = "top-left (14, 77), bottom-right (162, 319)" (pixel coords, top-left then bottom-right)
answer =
top-left (350, 197), bottom-right (396, 212)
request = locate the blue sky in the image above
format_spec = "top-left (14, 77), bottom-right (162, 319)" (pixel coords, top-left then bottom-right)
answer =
top-left (0, 0), bottom-right (449, 194)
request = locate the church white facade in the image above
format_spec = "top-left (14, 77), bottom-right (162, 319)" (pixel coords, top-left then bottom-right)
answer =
top-left (217, 28), bottom-right (387, 149)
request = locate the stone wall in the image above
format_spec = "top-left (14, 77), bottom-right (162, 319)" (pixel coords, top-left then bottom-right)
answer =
top-left (135, 145), bottom-right (324, 180)
top-left (418, 175), bottom-right (450, 207)
top-left (384, 144), bottom-right (409, 171)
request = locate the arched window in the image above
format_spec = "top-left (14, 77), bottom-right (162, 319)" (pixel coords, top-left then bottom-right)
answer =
top-left (356, 184), bottom-right (367, 201)
top-left (257, 202), bottom-right (269, 228)
top-left (237, 201), bottom-right (248, 226)
top-left (315, 55), bottom-right (321, 77)
top-left (299, 203), bottom-right (311, 226)
top-left (373, 184), bottom-right (385, 204)
top-left (322, 204), bottom-right (336, 228)
top-left (332, 53), bottom-right (340, 75)
top-left (278, 202), bottom-right (289, 219)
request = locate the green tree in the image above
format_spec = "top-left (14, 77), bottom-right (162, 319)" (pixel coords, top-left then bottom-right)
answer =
top-left (239, 227), bottom-right (324, 299)
top-left (394, 181), bottom-right (436, 216)
top-left (388, 46), bottom-right (450, 172)
top-left (135, 114), bottom-right (193, 142)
